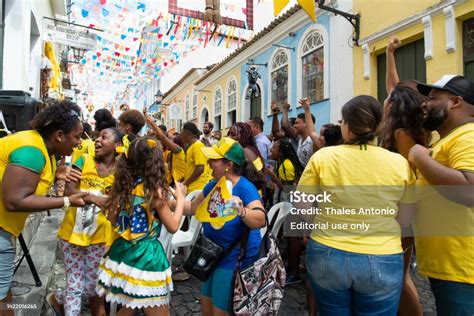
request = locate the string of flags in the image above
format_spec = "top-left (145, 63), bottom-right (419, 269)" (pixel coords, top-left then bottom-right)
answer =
top-left (68, 0), bottom-right (252, 109)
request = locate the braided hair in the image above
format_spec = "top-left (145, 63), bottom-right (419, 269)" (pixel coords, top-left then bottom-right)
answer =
top-left (276, 139), bottom-right (304, 181)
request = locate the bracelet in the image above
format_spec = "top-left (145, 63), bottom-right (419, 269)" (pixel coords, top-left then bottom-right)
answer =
top-left (63, 197), bottom-right (70, 209)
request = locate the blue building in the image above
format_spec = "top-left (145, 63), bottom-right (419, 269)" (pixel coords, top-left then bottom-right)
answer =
top-left (196, 2), bottom-right (355, 135)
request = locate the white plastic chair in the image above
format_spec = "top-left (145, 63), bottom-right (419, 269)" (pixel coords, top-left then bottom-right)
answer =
top-left (170, 215), bottom-right (202, 260)
top-left (261, 202), bottom-right (292, 237)
top-left (166, 190), bottom-right (202, 264)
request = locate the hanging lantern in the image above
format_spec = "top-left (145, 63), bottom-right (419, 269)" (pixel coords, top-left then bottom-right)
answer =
top-left (72, 47), bottom-right (86, 63)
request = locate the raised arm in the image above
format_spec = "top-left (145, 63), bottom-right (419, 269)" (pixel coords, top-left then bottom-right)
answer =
top-left (144, 112), bottom-right (181, 153)
top-left (281, 103), bottom-right (298, 140)
top-left (386, 36), bottom-right (401, 94)
top-left (271, 101), bottom-right (281, 137)
top-left (299, 98), bottom-right (323, 152)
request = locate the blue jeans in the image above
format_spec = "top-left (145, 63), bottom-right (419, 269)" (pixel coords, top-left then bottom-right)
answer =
top-left (429, 278), bottom-right (474, 315)
top-left (0, 228), bottom-right (15, 300)
top-left (306, 239), bottom-right (403, 316)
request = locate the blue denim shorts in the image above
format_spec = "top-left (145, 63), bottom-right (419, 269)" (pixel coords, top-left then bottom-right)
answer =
top-left (0, 228), bottom-right (16, 300)
top-left (201, 267), bottom-right (234, 312)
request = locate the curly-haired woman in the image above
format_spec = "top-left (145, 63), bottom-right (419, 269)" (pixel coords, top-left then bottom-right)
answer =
top-left (0, 101), bottom-right (89, 314)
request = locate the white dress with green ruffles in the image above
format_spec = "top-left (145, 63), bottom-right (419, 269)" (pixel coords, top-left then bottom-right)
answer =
top-left (96, 178), bottom-right (173, 309)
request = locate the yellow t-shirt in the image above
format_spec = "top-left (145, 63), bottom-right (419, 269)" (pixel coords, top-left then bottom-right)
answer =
top-left (57, 154), bottom-right (115, 246)
top-left (253, 157), bottom-right (264, 172)
top-left (172, 148), bottom-right (186, 183)
top-left (72, 138), bottom-right (95, 162)
top-left (0, 130), bottom-right (56, 237)
top-left (414, 122), bottom-right (474, 284)
top-left (298, 144), bottom-right (415, 255)
top-left (278, 159), bottom-right (296, 183)
top-left (184, 141), bottom-right (212, 192)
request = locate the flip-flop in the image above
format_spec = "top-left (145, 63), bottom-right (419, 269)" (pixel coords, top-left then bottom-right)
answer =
top-left (46, 292), bottom-right (63, 316)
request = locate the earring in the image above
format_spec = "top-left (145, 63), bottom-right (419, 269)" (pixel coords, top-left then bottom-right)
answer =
top-left (225, 168), bottom-right (229, 172)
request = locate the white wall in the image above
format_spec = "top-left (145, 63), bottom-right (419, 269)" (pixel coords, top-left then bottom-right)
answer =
top-left (328, 0), bottom-right (354, 123)
top-left (2, 0), bottom-right (55, 97)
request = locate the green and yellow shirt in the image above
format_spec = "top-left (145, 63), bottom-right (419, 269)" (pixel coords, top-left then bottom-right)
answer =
top-left (0, 130), bottom-right (56, 237)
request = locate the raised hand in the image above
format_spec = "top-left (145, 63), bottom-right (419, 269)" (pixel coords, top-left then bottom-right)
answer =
top-left (298, 98), bottom-right (310, 110)
top-left (271, 101), bottom-right (280, 115)
top-left (174, 182), bottom-right (187, 199)
top-left (56, 157), bottom-right (81, 182)
top-left (387, 36), bottom-right (401, 53)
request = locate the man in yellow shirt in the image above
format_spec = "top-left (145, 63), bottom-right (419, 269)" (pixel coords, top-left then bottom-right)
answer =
top-left (409, 75), bottom-right (474, 314)
top-left (181, 122), bottom-right (212, 192)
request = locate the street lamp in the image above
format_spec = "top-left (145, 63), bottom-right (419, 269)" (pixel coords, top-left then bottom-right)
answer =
top-left (154, 90), bottom-right (164, 104)
top-left (72, 47), bottom-right (86, 63)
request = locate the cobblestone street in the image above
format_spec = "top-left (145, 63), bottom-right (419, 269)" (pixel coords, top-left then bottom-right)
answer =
top-left (45, 239), bottom-right (436, 315)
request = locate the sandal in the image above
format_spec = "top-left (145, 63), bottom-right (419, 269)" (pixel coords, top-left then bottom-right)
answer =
top-left (46, 292), bottom-right (64, 316)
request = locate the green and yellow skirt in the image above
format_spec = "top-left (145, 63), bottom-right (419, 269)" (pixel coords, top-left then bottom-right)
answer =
top-left (96, 237), bottom-right (172, 309)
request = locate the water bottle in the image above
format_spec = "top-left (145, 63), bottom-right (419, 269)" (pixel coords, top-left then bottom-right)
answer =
top-left (217, 180), bottom-right (238, 217)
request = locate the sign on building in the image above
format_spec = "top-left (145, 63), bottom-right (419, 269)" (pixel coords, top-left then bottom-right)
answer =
top-left (169, 104), bottom-right (182, 120)
top-left (43, 22), bottom-right (97, 51)
top-left (63, 89), bottom-right (75, 98)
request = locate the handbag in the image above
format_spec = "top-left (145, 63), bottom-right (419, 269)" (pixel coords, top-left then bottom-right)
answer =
top-left (231, 210), bottom-right (286, 315)
top-left (183, 233), bottom-right (241, 282)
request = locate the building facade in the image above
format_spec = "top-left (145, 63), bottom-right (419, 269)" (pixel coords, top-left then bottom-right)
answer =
top-left (161, 68), bottom-right (208, 132)
top-left (2, 0), bottom-right (66, 97)
top-left (163, 1), bottom-right (357, 135)
top-left (354, 0), bottom-right (474, 100)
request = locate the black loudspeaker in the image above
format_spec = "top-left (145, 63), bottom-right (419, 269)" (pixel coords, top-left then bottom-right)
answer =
top-left (0, 91), bottom-right (44, 137)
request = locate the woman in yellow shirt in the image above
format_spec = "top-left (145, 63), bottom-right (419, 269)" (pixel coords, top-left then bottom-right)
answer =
top-left (0, 101), bottom-right (88, 311)
top-left (298, 95), bottom-right (415, 315)
top-left (49, 128), bottom-right (123, 316)
top-left (267, 139), bottom-right (304, 189)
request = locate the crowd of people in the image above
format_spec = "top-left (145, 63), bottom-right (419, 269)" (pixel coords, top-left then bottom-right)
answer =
top-left (0, 36), bottom-right (473, 316)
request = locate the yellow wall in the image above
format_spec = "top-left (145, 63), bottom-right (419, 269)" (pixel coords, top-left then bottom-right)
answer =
top-left (164, 81), bottom-right (195, 131)
top-left (198, 67), bottom-right (241, 133)
top-left (163, 67), bottom-right (241, 133)
top-left (353, 0), bottom-right (474, 96)
top-left (354, 0), bottom-right (439, 40)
